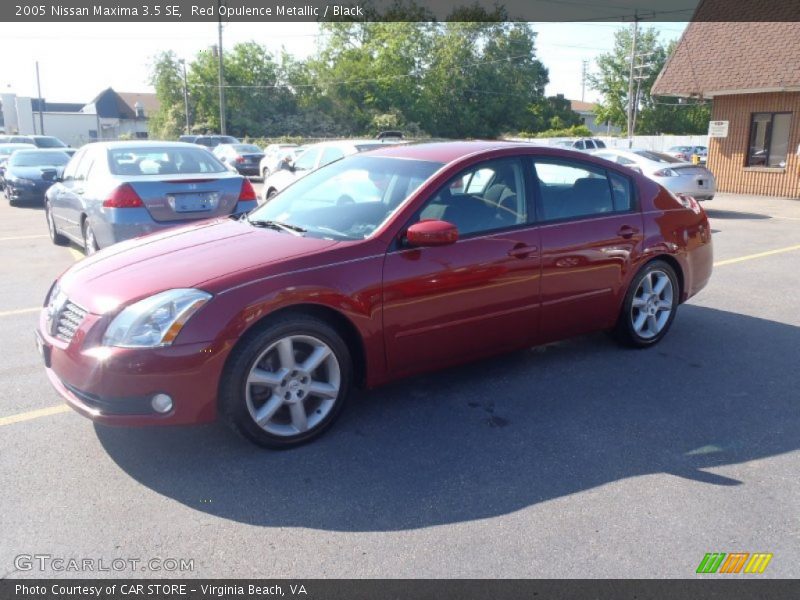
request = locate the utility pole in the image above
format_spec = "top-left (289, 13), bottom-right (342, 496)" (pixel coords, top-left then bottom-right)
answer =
top-left (35, 61), bottom-right (44, 135)
top-left (632, 52), bottom-right (655, 139)
top-left (216, 0), bottom-right (227, 135)
top-left (179, 58), bottom-right (190, 134)
top-left (626, 14), bottom-right (639, 146)
top-left (581, 59), bottom-right (588, 102)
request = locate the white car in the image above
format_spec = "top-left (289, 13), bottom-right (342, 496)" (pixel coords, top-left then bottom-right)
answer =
top-left (594, 148), bottom-right (715, 201)
top-left (261, 139), bottom-right (400, 202)
top-left (259, 144), bottom-right (304, 180)
top-left (553, 138), bottom-right (607, 151)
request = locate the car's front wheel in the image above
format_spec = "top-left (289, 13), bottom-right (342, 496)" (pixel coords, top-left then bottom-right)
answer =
top-left (220, 315), bottom-right (352, 448)
top-left (46, 201), bottom-right (68, 246)
top-left (614, 260), bottom-right (679, 347)
top-left (82, 219), bottom-right (99, 255)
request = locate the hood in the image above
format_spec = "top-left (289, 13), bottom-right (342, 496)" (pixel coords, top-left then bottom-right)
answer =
top-left (59, 218), bottom-right (339, 314)
top-left (7, 166), bottom-right (58, 180)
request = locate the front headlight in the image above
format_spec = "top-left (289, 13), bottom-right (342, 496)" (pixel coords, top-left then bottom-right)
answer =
top-left (102, 289), bottom-right (211, 348)
top-left (11, 177), bottom-right (35, 187)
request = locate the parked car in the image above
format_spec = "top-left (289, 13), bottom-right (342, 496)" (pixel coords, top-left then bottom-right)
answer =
top-left (666, 145), bottom-right (707, 164)
top-left (553, 138), bottom-right (607, 151)
top-left (0, 143), bottom-right (37, 189)
top-left (3, 149), bottom-right (71, 205)
top-left (37, 141), bottom-right (713, 448)
top-left (29, 135), bottom-right (69, 149)
top-left (212, 143), bottom-right (265, 177)
top-left (178, 135), bottom-right (199, 144)
top-left (259, 143), bottom-right (303, 179)
top-left (0, 135), bottom-right (35, 144)
top-left (44, 141), bottom-right (258, 255)
top-left (192, 135), bottom-right (240, 150)
top-left (593, 148), bottom-right (716, 200)
top-left (261, 139), bottom-right (399, 202)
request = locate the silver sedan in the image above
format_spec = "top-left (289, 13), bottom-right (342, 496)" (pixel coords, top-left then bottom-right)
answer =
top-left (593, 148), bottom-right (716, 200)
top-left (45, 141), bottom-right (258, 254)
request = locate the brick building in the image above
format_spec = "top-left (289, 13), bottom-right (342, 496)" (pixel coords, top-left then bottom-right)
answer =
top-left (652, 19), bottom-right (800, 198)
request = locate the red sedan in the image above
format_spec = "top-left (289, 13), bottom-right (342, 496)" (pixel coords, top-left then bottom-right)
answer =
top-left (36, 142), bottom-right (713, 448)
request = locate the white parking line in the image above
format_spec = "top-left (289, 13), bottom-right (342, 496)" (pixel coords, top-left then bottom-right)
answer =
top-left (0, 234), bottom-right (49, 241)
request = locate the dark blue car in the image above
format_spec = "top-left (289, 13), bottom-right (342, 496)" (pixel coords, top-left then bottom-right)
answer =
top-left (4, 149), bottom-right (70, 205)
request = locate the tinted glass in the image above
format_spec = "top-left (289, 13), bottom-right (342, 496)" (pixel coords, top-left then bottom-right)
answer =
top-left (293, 148), bottom-right (320, 171)
top-left (232, 144), bottom-right (261, 153)
top-left (417, 158), bottom-right (527, 235)
top-left (533, 159), bottom-right (614, 221)
top-left (320, 147), bottom-right (345, 166)
top-left (108, 146), bottom-right (227, 175)
top-left (34, 136), bottom-right (67, 148)
top-left (633, 150), bottom-right (682, 163)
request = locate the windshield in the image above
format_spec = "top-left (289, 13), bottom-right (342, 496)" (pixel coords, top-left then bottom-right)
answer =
top-left (35, 136), bottom-right (67, 148)
top-left (232, 144), bottom-right (261, 153)
top-left (9, 150), bottom-right (70, 167)
top-left (633, 150), bottom-right (683, 163)
top-left (247, 155), bottom-right (442, 241)
top-left (0, 144), bottom-right (35, 156)
top-left (108, 146), bottom-right (227, 175)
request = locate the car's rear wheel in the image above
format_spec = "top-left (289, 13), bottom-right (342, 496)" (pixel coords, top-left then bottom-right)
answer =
top-left (46, 201), bottom-right (68, 246)
top-left (614, 260), bottom-right (679, 347)
top-left (82, 219), bottom-right (99, 255)
top-left (266, 188), bottom-right (278, 201)
top-left (220, 316), bottom-right (352, 448)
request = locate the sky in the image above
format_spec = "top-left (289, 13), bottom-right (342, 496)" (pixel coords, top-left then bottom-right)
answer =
top-left (0, 21), bottom-right (687, 106)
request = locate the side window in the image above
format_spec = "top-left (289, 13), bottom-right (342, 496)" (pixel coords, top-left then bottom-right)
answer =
top-left (594, 140), bottom-right (606, 148)
top-left (575, 140), bottom-right (585, 150)
top-left (585, 140), bottom-right (595, 150)
top-left (320, 147), bottom-right (345, 167)
top-left (415, 158), bottom-right (527, 237)
top-left (608, 171), bottom-right (634, 212)
top-left (62, 149), bottom-right (85, 181)
top-left (74, 150), bottom-right (95, 181)
top-left (294, 148), bottom-right (320, 171)
top-left (533, 159), bottom-right (616, 221)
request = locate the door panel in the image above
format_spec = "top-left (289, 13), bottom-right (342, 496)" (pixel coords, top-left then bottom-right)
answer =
top-left (382, 231), bottom-right (541, 375)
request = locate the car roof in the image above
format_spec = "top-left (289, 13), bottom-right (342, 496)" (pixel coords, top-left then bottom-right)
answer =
top-left (362, 140), bottom-right (528, 162)
top-left (86, 140), bottom-right (203, 150)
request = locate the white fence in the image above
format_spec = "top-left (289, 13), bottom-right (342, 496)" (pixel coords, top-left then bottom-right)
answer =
top-left (507, 135), bottom-right (709, 151)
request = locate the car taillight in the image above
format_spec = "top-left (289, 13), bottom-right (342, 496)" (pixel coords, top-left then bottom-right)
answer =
top-left (238, 179), bottom-right (257, 203)
top-left (235, 156), bottom-right (245, 163)
top-left (103, 183), bottom-right (143, 208)
top-left (676, 193), bottom-right (702, 214)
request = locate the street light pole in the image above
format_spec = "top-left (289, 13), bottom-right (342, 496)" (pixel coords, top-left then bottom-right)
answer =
top-left (626, 14), bottom-right (639, 146)
top-left (35, 61), bottom-right (45, 135)
top-left (180, 59), bottom-right (190, 134)
top-left (217, 0), bottom-right (227, 135)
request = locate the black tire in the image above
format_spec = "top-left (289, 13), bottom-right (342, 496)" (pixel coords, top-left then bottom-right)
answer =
top-left (613, 260), bottom-right (680, 348)
top-left (82, 219), bottom-right (99, 255)
top-left (219, 315), bottom-right (353, 449)
top-left (266, 188), bottom-right (278, 201)
top-left (46, 201), bottom-right (69, 246)
top-left (261, 167), bottom-right (270, 179)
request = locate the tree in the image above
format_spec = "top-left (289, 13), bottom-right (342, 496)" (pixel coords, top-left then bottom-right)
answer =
top-left (148, 51), bottom-right (185, 139)
top-left (590, 28), bottom-right (710, 135)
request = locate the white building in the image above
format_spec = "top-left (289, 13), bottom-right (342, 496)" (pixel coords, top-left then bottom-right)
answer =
top-left (569, 99), bottom-right (622, 135)
top-left (0, 88), bottom-right (158, 146)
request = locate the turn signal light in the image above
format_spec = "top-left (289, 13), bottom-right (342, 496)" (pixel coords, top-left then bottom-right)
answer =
top-left (103, 184), bottom-right (144, 208)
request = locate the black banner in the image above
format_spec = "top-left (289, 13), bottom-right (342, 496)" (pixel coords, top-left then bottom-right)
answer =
top-left (3, 580), bottom-right (800, 600)
top-left (3, 0), bottom-right (800, 23)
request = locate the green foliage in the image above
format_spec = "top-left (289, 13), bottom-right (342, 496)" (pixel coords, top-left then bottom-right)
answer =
top-left (589, 29), bottom-right (711, 135)
top-left (148, 51), bottom-right (186, 139)
top-left (515, 124), bottom-right (593, 139)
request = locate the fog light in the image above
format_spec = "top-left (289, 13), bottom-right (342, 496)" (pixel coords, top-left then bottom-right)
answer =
top-left (151, 393), bottom-right (173, 414)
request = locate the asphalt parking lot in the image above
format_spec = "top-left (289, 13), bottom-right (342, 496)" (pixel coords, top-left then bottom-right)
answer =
top-left (1, 189), bottom-right (799, 578)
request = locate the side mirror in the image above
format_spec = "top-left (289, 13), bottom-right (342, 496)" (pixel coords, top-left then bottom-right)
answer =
top-left (406, 219), bottom-right (458, 247)
top-left (41, 169), bottom-right (57, 182)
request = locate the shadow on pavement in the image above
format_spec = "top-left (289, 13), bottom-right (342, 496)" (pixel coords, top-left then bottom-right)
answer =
top-left (96, 305), bottom-right (800, 532)
top-left (705, 208), bottom-right (771, 220)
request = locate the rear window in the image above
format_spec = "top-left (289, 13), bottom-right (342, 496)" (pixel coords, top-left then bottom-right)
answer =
top-left (594, 139), bottom-right (606, 148)
top-left (232, 144), bottom-right (261, 153)
top-left (34, 136), bottom-right (67, 148)
top-left (108, 146), bottom-right (227, 176)
top-left (9, 150), bottom-right (70, 167)
top-left (354, 143), bottom-right (386, 152)
top-left (633, 150), bottom-right (683, 163)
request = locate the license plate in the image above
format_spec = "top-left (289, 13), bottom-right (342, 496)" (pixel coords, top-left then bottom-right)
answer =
top-left (167, 193), bottom-right (217, 213)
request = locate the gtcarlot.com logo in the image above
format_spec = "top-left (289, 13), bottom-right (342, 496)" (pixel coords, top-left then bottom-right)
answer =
top-left (696, 552), bottom-right (773, 574)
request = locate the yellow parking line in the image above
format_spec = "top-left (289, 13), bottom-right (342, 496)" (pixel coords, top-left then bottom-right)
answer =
top-left (0, 234), bottom-right (49, 241)
top-left (0, 306), bottom-right (40, 317)
top-left (0, 404), bottom-right (70, 427)
top-left (714, 243), bottom-right (800, 267)
top-left (68, 247), bottom-right (83, 261)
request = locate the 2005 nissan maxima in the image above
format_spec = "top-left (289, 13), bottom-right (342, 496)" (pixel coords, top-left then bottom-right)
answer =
top-left (45, 141), bottom-right (258, 255)
top-left (36, 142), bottom-right (713, 448)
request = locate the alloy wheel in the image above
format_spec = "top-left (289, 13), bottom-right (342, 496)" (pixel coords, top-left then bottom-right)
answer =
top-left (630, 269), bottom-right (674, 339)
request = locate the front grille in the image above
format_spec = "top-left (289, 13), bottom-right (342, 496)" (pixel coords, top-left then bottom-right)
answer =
top-left (55, 301), bottom-right (88, 342)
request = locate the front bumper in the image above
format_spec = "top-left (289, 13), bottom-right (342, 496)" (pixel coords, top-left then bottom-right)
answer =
top-left (36, 308), bottom-right (231, 426)
top-left (6, 182), bottom-right (47, 202)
